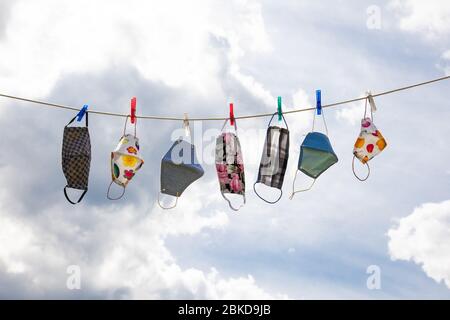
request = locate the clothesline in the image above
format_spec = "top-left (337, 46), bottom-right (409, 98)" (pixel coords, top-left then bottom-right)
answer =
top-left (0, 75), bottom-right (449, 121)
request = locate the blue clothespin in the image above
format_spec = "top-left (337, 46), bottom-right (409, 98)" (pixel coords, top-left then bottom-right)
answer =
top-left (277, 96), bottom-right (282, 122)
top-left (316, 90), bottom-right (322, 115)
top-left (76, 104), bottom-right (88, 122)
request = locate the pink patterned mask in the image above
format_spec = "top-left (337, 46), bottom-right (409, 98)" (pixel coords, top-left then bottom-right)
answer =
top-left (215, 121), bottom-right (246, 211)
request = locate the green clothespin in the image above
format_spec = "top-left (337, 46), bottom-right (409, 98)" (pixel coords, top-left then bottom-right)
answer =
top-left (277, 96), bottom-right (282, 122)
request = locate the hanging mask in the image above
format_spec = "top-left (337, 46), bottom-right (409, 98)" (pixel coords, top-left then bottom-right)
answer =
top-left (158, 117), bottom-right (204, 209)
top-left (290, 109), bottom-right (338, 199)
top-left (352, 96), bottom-right (387, 181)
top-left (215, 119), bottom-right (246, 211)
top-left (253, 113), bottom-right (290, 204)
top-left (62, 111), bottom-right (91, 204)
top-left (107, 116), bottom-right (144, 200)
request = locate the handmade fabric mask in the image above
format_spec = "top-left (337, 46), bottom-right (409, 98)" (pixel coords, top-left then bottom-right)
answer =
top-left (107, 117), bottom-right (144, 200)
top-left (290, 111), bottom-right (338, 199)
top-left (352, 97), bottom-right (387, 181)
top-left (215, 119), bottom-right (246, 211)
top-left (62, 112), bottom-right (91, 204)
top-left (253, 113), bottom-right (290, 204)
top-left (158, 138), bottom-right (204, 209)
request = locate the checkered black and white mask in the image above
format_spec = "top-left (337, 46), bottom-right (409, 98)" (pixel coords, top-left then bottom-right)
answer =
top-left (253, 113), bottom-right (290, 204)
top-left (61, 112), bottom-right (91, 204)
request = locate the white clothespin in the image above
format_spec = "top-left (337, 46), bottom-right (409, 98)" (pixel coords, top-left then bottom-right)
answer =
top-left (366, 91), bottom-right (377, 112)
top-left (183, 113), bottom-right (191, 137)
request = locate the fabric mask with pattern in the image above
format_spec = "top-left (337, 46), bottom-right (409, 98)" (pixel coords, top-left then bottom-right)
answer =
top-left (107, 116), bottom-right (144, 200)
top-left (215, 118), bottom-right (246, 211)
top-left (352, 94), bottom-right (387, 181)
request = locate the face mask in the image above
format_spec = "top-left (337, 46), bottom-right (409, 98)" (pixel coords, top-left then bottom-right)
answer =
top-left (290, 110), bottom-right (338, 199)
top-left (253, 113), bottom-right (290, 204)
top-left (158, 137), bottom-right (204, 209)
top-left (215, 120), bottom-right (246, 211)
top-left (158, 117), bottom-right (204, 209)
top-left (352, 98), bottom-right (387, 181)
top-left (62, 112), bottom-right (91, 204)
top-left (107, 116), bottom-right (144, 200)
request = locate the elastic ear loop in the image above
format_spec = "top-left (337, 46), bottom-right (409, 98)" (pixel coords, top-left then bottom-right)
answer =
top-left (363, 96), bottom-right (374, 121)
top-left (221, 118), bottom-right (238, 132)
top-left (221, 192), bottom-right (246, 211)
top-left (123, 115), bottom-right (137, 137)
top-left (65, 115), bottom-right (78, 128)
top-left (107, 181), bottom-right (126, 200)
top-left (289, 171), bottom-right (316, 200)
top-left (64, 187), bottom-right (87, 204)
top-left (352, 155), bottom-right (371, 182)
top-left (268, 112), bottom-right (289, 130)
top-left (157, 192), bottom-right (179, 210)
top-left (312, 107), bottom-right (329, 135)
top-left (65, 110), bottom-right (89, 127)
top-left (253, 182), bottom-right (283, 204)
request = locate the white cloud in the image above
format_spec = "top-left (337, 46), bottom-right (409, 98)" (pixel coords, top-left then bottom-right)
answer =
top-left (389, 0), bottom-right (450, 75)
top-left (388, 200), bottom-right (450, 289)
top-left (230, 65), bottom-right (274, 107)
top-left (389, 0), bottom-right (450, 39)
top-left (442, 51), bottom-right (450, 60)
top-left (441, 50), bottom-right (450, 75)
top-left (0, 0), bottom-right (271, 99)
top-left (336, 102), bottom-right (363, 126)
top-left (0, 183), bottom-right (286, 299)
top-left (291, 88), bottom-right (309, 110)
top-left (335, 93), bottom-right (368, 126)
top-left (214, 273), bottom-right (287, 299)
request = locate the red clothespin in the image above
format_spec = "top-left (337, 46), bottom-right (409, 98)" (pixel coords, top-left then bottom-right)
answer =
top-left (229, 103), bottom-right (235, 126)
top-left (130, 97), bottom-right (137, 124)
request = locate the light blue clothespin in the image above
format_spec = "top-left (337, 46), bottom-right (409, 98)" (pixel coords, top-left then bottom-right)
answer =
top-left (76, 104), bottom-right (88, 122)
top-left (316, 90), bottom-right (322, 115)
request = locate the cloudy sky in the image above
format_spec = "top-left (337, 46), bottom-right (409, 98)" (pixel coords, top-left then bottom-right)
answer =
top-left (0, 0), bottom-right (450, 299)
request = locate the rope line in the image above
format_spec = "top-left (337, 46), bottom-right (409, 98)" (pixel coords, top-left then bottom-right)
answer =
top-left (0, 75), bottom-right (449, 121)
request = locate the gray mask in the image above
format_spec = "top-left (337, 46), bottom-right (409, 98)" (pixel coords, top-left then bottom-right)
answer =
top-left (158, 138), bottom-right (204, 209)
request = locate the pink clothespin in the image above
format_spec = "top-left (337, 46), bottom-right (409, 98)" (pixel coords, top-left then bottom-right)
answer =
top-left (130, 97), bottom-right (137, 124)
top-left (229, 103), bottom-right (235, 126)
